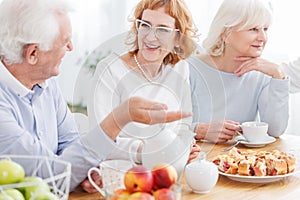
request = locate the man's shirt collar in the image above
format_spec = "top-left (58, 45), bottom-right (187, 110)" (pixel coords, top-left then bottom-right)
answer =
top-left (0, 61), bottom-right (48, 97)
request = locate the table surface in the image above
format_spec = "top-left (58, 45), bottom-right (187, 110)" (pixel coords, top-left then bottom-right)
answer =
top-left (69, 134), bottom-right (300, 200)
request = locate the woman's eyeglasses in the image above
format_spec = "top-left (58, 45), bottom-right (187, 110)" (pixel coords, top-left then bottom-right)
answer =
top-left (135, 19), bottom-right (179, 40)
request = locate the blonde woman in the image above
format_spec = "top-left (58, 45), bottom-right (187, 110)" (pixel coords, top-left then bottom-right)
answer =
top-left (190, 0), bottom-right (289, 143)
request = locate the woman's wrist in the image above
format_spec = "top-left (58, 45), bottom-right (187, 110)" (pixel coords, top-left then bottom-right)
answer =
top-left (273, 66), bottom-right (286, 80)
top-left (194, 123), bottom-right (206, 140)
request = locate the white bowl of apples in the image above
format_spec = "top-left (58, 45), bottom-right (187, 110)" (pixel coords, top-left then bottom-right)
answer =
top-left (0, 155), bottom-right (71, 200)
top-left (105, 163), bottom-right (181, 200)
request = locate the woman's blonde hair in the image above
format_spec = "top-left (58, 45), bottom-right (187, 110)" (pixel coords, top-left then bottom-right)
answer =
top-left (203, 0), bottom-right (273, 56)
top-left (127, 0), bottom-right (198, 66)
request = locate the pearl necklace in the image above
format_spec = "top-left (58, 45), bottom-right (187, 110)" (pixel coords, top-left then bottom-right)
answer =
top-left (133, 54), bottom-right (162, 82)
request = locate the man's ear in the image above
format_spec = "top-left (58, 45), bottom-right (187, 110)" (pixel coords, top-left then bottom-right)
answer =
top-left (23, 44), bottom-right (39, 65)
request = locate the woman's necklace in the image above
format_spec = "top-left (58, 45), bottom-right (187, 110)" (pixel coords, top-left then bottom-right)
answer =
top-left (134, 54), bottom-right (162, 82)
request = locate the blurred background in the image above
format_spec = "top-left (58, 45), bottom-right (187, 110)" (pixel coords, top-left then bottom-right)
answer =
top-left (63, 0), bottom-right (300, 102)
top-left (60, 0), bottom-right (300, 135)
top-left (0, 0), bottom-right (295, 133)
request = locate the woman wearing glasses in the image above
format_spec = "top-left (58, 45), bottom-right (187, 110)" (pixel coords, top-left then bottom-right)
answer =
top-left (88, 0), bottom-right (199, 170)
top-left (189, 0), bottom-right (289, 143)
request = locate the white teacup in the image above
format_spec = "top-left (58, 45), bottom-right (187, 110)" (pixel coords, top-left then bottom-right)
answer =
top-left (87, 159), bottom-right (133, 196)
top-left (240, 121), bottom-right (269, 143)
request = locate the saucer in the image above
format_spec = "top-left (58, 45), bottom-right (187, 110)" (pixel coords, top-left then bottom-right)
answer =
top-left (234, 135), bottom-right (276, 148)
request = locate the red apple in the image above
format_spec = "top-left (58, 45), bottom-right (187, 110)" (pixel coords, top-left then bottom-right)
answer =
top-left (124, 165), bottom-right (153, 193)
top-left (111, 188), bottom-right (130, 200)
top-left (153, 188), bottom-right (176, 200)
top-left (151, 163), bottom-right (177, 189)
top-left (130, 192), bottom-right (154, 200)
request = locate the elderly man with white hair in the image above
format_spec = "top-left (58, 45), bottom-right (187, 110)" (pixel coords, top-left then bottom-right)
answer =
top-left (0, 0), bottom-right (190, 192)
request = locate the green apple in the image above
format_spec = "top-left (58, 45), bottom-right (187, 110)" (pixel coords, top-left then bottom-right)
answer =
top-left (0, 188), bottom-right (25, 200)
top-left (0, 159), bottom-right (25, 185)
top-left (31, 191), bottom-right (59, 200)
top-left (0, 192), bottom-right (13, 200)
top-left (20, 176), bottom-right (50, 200)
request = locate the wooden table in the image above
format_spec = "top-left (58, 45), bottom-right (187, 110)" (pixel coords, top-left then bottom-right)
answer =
top-left (69, 134), bottom-right (300, 200)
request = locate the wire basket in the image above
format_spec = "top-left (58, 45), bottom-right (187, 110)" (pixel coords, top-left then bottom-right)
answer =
top-left (0, 155), bottom-right (71, 200)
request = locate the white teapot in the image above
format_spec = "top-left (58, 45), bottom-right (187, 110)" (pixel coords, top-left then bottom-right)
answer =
top-left (141, 125), bottom-right (194, 179)
top-left (184, 152), bottom-right (219, 193)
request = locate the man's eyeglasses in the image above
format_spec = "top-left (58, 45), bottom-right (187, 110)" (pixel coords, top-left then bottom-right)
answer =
top-left (135, 19), bottom-right (179, 40)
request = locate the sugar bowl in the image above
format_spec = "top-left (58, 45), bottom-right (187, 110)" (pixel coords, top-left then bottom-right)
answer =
top-left (184, 152), bottom-right (219, 193)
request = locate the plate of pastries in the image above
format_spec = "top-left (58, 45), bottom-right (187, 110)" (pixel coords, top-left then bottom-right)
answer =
top-left (212, 147), bottom-right (298, 183)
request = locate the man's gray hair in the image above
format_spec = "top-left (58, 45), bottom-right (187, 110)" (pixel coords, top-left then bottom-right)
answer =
top-left (0, 0), bottom-right (73, 64)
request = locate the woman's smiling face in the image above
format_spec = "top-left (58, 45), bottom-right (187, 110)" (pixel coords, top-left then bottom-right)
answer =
top-left (137, 7), bottom-right (178, 64)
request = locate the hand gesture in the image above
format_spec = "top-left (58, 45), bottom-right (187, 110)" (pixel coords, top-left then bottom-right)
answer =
top-left (101, 97), bottom-right (192, 140)
top-left (234, 56), bottom-right (285, 79)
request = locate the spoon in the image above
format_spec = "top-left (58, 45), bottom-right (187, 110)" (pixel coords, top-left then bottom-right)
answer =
top-left (221, 131), bottom-right (247, 152)
top-left (221, 139), bottom-right (247, 152)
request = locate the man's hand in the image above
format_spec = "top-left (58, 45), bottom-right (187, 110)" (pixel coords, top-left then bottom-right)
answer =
top-left (80, 171), bottom-right (103, 193)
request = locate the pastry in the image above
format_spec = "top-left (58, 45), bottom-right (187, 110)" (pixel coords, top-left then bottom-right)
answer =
top-left (213, 147), bottom-right (296, 176)
top-left (266, 157), bottom-right (287, 175)
top-left (238, 160), bottom-right (251, 176)
top-left (253, 158), bottom-right (267, 176)
top-left (282, 154), bottom-right (296, 173)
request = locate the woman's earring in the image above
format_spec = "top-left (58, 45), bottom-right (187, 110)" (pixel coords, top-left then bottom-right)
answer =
top-left (173, 45), bottom-right (182, 55)
top-left (217, 40), bottom-right (225, 55)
